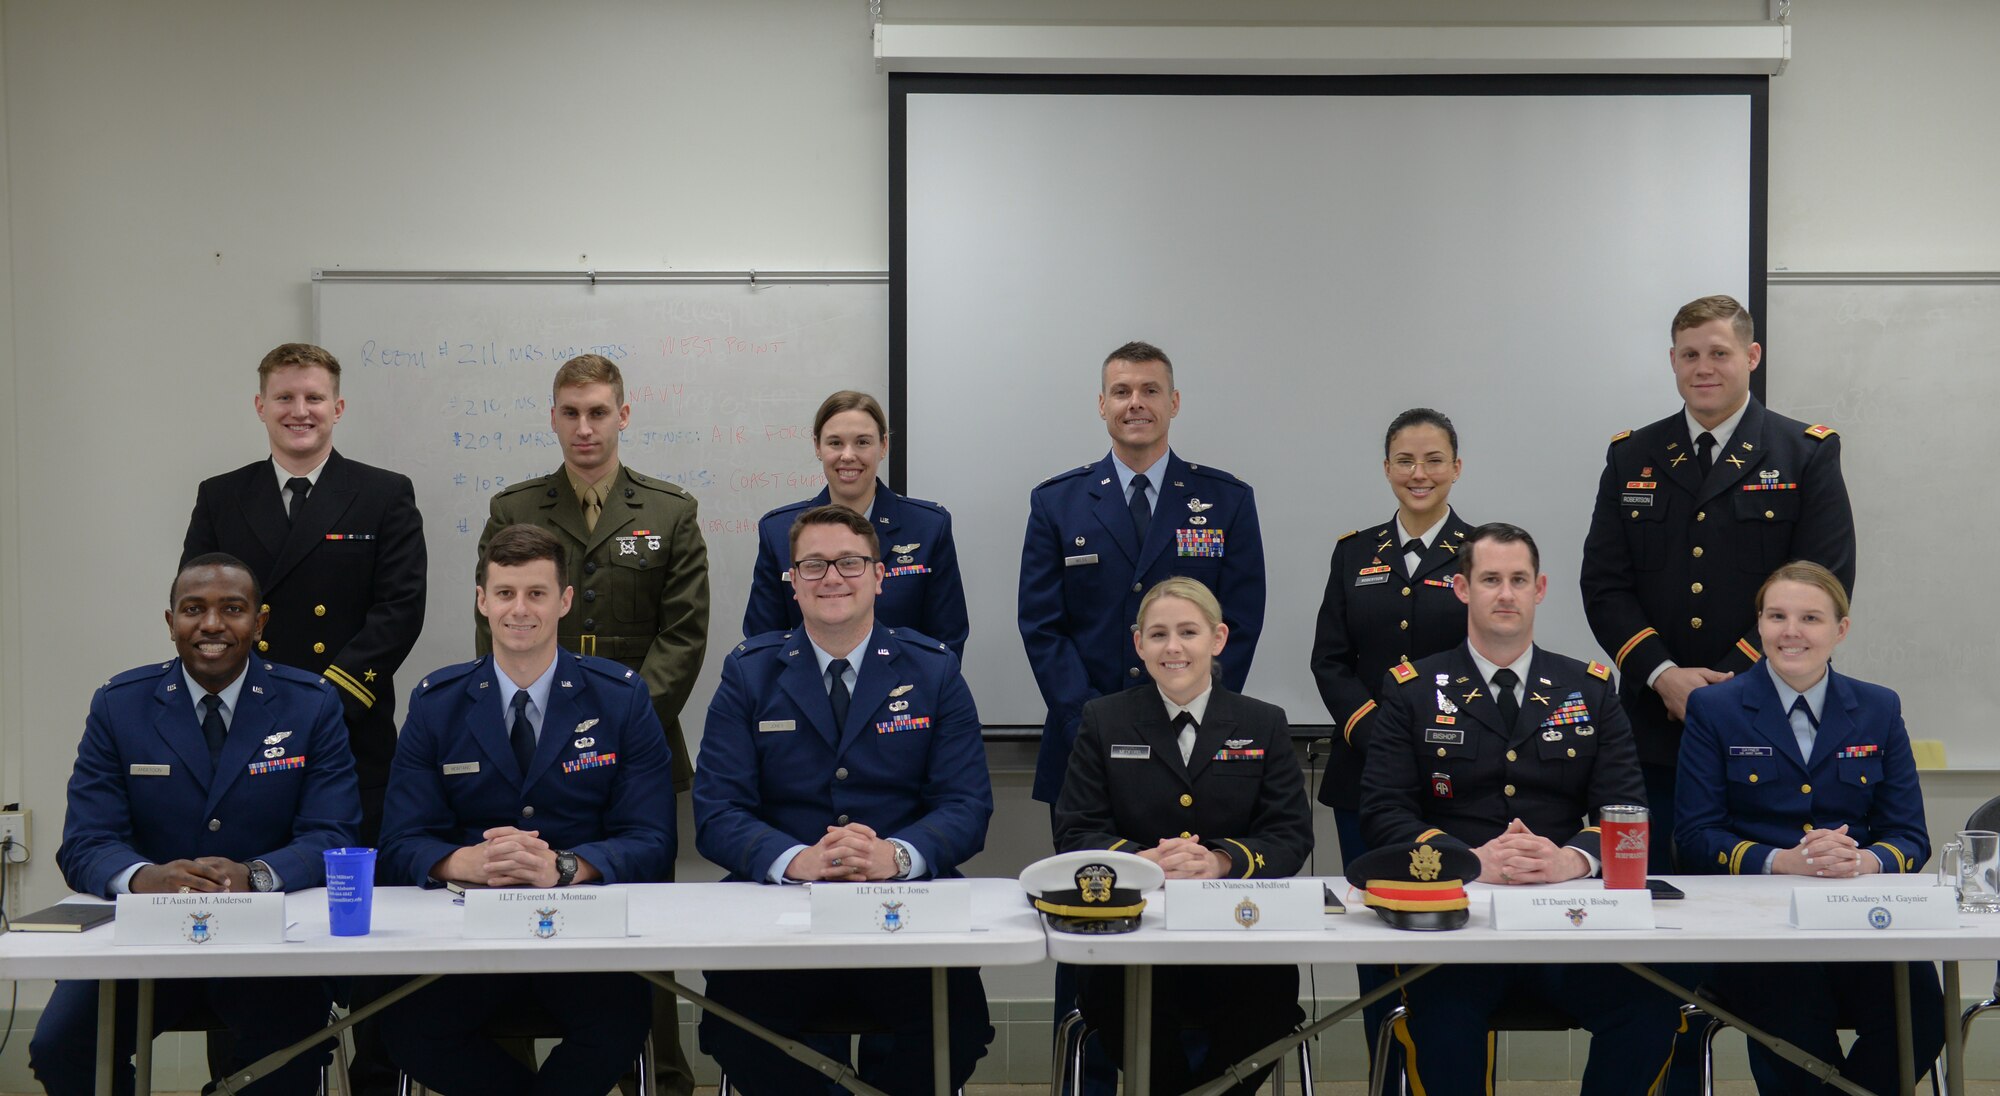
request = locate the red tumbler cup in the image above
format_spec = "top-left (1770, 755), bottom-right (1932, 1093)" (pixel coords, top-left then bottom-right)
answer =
top-left (1601, 804), bottom-right (1649, 890)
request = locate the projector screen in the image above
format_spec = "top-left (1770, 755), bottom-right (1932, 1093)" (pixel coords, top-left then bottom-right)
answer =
top-left (893, 74), bottom-right (1765, 729)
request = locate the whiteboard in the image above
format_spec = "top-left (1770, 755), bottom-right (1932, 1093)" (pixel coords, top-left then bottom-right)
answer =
top-left (899, 83), bottom-right (1758, 727)
top-left (315, 279), bottom-right (888, 754)
top-left (1766, 280), bottom-right (2000, 767)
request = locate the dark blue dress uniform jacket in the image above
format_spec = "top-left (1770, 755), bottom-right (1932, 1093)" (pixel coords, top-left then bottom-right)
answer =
top-left (57, 658), bottom-right (361, 897)
top-left (379, 649), bottom-right (676, 887)
top-left (694, 623), bottom-right (992, 882)
top-left (1580, 399), bottom-right (1854, 765)
top-left (183, 450), bottom-right (427, 790)
top-left (1361, 644), bottom-right (1645, 863)
top-left (742, 480), bottom-right (969, 658)
top-left (1676, 661), bottom-right (1928, 876)
top-left (1309, 511), bottom-right (1474, 811)
top-left (1054, 686), bottom-right (1312, 878)
top-left (1019, 451), bottom-right (1265, 803)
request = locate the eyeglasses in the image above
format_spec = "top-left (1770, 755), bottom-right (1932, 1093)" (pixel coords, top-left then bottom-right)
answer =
top-left (1389, 458), bottom-right (1453, 477)
top-left (792, 555), bottom-right (876, 580)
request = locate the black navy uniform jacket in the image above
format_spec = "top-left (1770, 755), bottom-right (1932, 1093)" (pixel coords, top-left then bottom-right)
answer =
top-left (1580, 398), bottom-right (1855, 765)
top-left (1309, 511), bottom-right (1473, 810)
top-left (1019, 451), bottom-right (1266, 803)
top-left (1361, 644), bottom-right (1645, 863)
top-left (182, 450), bottom-right (427, 790)
top-left (1054, 685), bottom-right (1312, 879)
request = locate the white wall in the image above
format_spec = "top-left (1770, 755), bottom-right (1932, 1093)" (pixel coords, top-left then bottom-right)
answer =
top-left (2, 0), bottom-right (1995, 1006)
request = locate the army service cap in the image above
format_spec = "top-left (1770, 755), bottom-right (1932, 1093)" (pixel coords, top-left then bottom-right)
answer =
top-left (1020, 850), bottom-right (1165, 934)
top-left (1346, 841), bottom-right (1481, 931)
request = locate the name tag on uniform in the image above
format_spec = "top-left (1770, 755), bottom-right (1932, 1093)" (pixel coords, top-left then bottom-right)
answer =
top-left (1111, 744), bottom-right (1151, 760)
top-left (129, 764), bottom-right (171, 777)
top-left (1064, 554), bottom-right (1099, 567)
top-left (1423, 729), bottom-right (1464, 745)
top-left (1354, 574), bottom-right (1389, 586)
top-left (442, 762), bottom-right (481, 775)
top-left (1622, 494), bottom-right (1654, 506)
top-left (1728, 746), bottom-right (1773, 757)
top-left (759, 720), bottom-right (798, 733)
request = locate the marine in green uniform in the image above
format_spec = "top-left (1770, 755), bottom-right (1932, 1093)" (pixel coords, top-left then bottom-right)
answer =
top-left (476, 353), bottom-right (710, 793)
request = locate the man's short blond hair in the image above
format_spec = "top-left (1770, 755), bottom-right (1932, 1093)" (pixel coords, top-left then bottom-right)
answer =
top-left (258, 343), bottom-right (341, 392)
top-left (1671, 295), bottom-right (1755, 348)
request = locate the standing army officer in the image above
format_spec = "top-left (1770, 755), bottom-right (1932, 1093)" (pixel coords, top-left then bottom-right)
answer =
top-left (1580, 295), bottom-right (1855, 870)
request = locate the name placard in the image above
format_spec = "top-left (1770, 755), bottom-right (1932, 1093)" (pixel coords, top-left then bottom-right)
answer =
top-left (115, 892), bottom-right (285, 946)
top-left (1164, 879), bottom-right (1323, 931)
top-left (1490, 888), bottom-right (1655, 930)
top-left (1790, 886), bottom-right (1957, 930)
top-left (462, 888), bottom-right (628, 939)
top-left (810, 881), bottom-right (971, 934)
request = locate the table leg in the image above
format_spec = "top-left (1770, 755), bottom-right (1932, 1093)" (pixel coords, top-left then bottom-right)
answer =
top-left (94, 979), bottom-right (116, 1096)
top-left (1944, 961), bottom-right (1964, 1096)
top-left (1123, 965), bottom-right (1153, 1096)
top-left (932, 967), bottom-right (949, 1096)
top-left (133, 979), bottom-right (155, 1096)
top-left (1895, 960), bottom-right (1915, 1096)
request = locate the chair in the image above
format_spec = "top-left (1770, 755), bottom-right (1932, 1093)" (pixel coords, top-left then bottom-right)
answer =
top-left (1959, 795), bottom-right (2000, 1050)
top-left (716, 1016), bottom-right (962, 1096)
top-left (397, 1023), bottom-right (653, 1095)
top-left (1052, 1008), bottom-right (1315, 1095)
top-left (1690, 994), bottom-right (1943, 1096)
top-left (183, 1002), bottom-right (348, 1096)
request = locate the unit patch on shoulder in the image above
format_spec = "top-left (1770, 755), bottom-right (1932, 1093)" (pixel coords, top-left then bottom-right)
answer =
top-left (1587, 661), bottom-right (1612, 681)
top-left (1804, 424), bottom-right (1837, 440)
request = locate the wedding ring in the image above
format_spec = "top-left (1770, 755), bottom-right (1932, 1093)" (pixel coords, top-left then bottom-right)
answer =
top-left (179, 885), bottom-right (192, 893)
top-left (831, 858), bottom-right (842, 867)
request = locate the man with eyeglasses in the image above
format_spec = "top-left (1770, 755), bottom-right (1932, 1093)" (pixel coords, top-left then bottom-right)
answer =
top-left (694, 504), bottom-right (995, 1094)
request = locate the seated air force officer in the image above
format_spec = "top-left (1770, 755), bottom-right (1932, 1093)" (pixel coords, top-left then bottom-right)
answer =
top-left (1361, 523), bottom-right (1680, 1096)
top-left (744, 390), bottom-right (969, 657)
top-left (375, 523), bottom-right (675, 1096)
top-left (1054, 577), bottom-right (1313, 1096)
top-left (1677, 561), bottom-right (1942, 1095)
top-left (32, 554), bottom-right (359, 1096)
top-left (696, 504), bottom-right (995, 1096)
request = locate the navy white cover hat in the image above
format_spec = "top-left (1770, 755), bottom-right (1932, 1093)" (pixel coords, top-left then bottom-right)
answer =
top-left (1020, 850), bottom-right (1165, 934)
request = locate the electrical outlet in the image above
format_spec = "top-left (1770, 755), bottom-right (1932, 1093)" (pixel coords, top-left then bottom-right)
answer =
top-left (0, 808), bottom-right (29, 859)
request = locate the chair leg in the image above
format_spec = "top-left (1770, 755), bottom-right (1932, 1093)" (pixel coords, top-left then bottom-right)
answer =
top-left (1052, 1008), bottom-right (1087, 1096)
top-left (635, 1031), bottom-right (655, 1096)
top-left (716, 1074), bottom-right (732, 1096)
top-left (1701, 1018), bottom-right (1725, 1096)
top-left (1296, 1027), bottom-right (1315, 1096)
top-left (1369, 1005), bottom-right (1406, 1096)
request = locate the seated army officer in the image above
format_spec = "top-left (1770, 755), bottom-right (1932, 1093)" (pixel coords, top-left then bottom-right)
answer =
top-left (1361, 523), bottom-right (1681, 1095)
top-left (694, 504), bottom-right (995, 1096)
top-left (375, 523), bottom-right (676, 1096)
top-left (32, 553), bottom-right (360, 1096)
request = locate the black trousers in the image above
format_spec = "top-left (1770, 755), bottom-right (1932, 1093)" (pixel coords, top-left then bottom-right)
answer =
top-left (1081, 963), bottom-right (1303, 1096)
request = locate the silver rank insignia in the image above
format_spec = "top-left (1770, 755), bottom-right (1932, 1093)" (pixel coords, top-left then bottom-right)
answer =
top-left (892, 542), bottom-right (920, 554)
top-left (250, 685), bottom-right (264, 695)
top-left (574, 719), bottom-right (600, 736)
top-left (889, 685), bottom-right (914, 697)
top-left (1187, 498), bottom-right (1214, 513)
top-left (263, 731), bottom-right (292, 746)
top-left (574, 736), bottom-right (595, 748)
top-left (1436, 690), bottom-right (1459, 715)
top-left (1542, 729), bottom-right (1563, 742)
top-left (617, 536), bottom-right (638, 555)
top-left (889, 700), bottom-right (910, 712)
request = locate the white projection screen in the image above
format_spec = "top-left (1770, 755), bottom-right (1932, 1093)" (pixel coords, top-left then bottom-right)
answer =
top-left (892, 75), bottom-right (1766, 730)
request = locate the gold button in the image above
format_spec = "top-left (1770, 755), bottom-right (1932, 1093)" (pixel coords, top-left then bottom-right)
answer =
top-left (1691, 582), bottom-right (1704, 594)
top-left (1179, 794), bottom-right (1193, 807)
top-left (1692, 547), bottom-right (1704, 558)
top-left (257, 640), bottom-right (269, 652)
top-left (1696, 511), bottom-right (1706, 522)
top-left (260, 603), bottom-right (271, 613)
top-left (314, 604), bottom-right (327, 617)
top-left (1801, 783), bottom-right (1812, 794)
top-left (1765, 510), bottom-right (1775, 519)
top-left (1860, 776), bottom-right (1868, 784)
top-left (1180, 831), bottom-right (1192, 839)
top-left (1402, 587), bottom-right (1412, 597)
top-left (1503, 784), bottom-right (1517, 797)
top-left (1804, 823), bottom-right (1814, 832)
top-left (1437, 748), bottom-right (1447, 757)
top-left (1505, 750), bottom-right (1517, 762)
top-left (1567, 748), bottom-right (1577, 758)
top-left (313, 642), bottom-right (326, 654)
top-left (1718, 851), bottom-right (1728, 864)
top-left (1749, 773), bottom-right (1759, 783)
top-left (1630, 510), bottom-right (1639, 518)
top-left (1399, 620), bottom-right (1409, 630)
top-left (1691, 617), bottom-right (1703, 629)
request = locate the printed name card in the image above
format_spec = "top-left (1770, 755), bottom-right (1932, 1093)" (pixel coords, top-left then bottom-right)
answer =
top-left (1489, 888), bottom-right (1655, 930)
top-left (115, 892), bottom-right (285, 946)
top-left (810, 881), bottom-right (971, 934)
top-left (1164, 879), bottom-right (1322, 930)
top-left (462, 888), bottom-right (629, 939)
top-left (1790, 886), bottom-right (1956, 930)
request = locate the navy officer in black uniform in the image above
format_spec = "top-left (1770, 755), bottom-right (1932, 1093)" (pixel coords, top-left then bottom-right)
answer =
top-left (1580, 295), bottom-right (1854, 871)
top-left (1056, 576), bottom-right (1311, 1095)
top-left (1363, 523), bottom-right (1680, 1095)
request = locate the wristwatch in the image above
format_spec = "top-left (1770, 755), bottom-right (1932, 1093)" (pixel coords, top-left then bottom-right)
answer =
top-left (891, 843), bottom-right (913, 880)
top-left (554, 850), bottom-right (579, 888)
top-left (248, 860), bottom-right (276, 893)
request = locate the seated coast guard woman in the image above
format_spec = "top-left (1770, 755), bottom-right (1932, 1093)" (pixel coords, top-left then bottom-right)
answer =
top-left (1053, 576), bottom-right (1313, 1096)
top-left (1676, 559), bottom-right (1942, 1096)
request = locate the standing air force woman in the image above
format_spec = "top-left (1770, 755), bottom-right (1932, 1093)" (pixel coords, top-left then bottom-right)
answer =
top-left (1676, 560), bottom-right (1942, 1095)
top-left (743, 390), bottom-right (968, 657)
top-left (1054, 577), bottom-right (1312, 1096)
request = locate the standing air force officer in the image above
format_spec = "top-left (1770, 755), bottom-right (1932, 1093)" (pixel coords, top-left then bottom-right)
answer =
top-left (33, 554), bottom-right (360, 1096)
top-left (697, 504), bottom-right (994, 1095)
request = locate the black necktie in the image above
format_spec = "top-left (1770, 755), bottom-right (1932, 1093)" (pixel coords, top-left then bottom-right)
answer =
top-left (1128, 473), bottom-right (1152, 540)
top-left (827, 659), bottom-right (852, 729)
top-left (1492, 668), bottom-right (1521, 729)
top-left (1694, 432), bottom-right (1716, 477)
top-left (1790, 694), bottom-right (1819, 729)
top-left (509, 689), bottom-right (535, 774)
top-left (1172, 710), bottom-right (1197, 765)
top-left (200, 694), bottom-right (227, 761)
top-left (1404, 538), bottom-right (1424, 559)
top-left (286, 477), bottom-right (313, 523)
